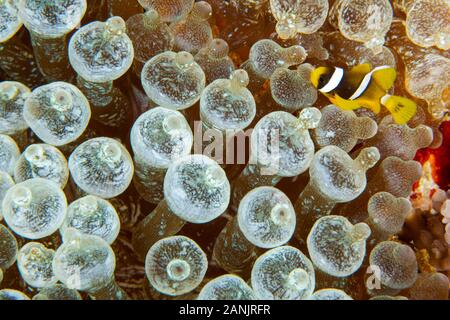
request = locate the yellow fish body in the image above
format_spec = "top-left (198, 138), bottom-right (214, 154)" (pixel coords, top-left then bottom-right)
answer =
top-left (310, 63), bottom-right (417, 125)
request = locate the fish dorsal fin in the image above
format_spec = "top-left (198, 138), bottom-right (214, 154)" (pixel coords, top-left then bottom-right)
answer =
top-left (342, 63), bottom-right (372, 94)
top-left (349, 63), bottom-right (371, 76)
top-left (372, 66), bottom-right (397, 91)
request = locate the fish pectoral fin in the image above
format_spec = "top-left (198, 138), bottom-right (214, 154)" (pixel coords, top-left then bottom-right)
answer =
top-left (381, 95), bottom-right (417, 125)
top-left (372, 67), bottom-right (397, 91)
top-left (331, 94), bottom-right (362, 110)
top-left (354, 81), bottom-right (385, 113)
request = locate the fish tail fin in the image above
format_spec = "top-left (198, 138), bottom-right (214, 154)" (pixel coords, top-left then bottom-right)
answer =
top-left (381, 94), bottom-right (417, 125)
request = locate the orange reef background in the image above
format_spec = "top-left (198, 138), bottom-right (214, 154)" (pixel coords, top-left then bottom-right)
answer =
top-left (415, 121), bottom-right (450, 191)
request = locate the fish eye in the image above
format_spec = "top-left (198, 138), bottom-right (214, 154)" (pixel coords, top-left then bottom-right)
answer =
top-left (319, 75), bottom-right (326, 86)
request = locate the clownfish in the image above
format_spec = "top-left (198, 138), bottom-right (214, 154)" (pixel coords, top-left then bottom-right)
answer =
top-left (310, 63), bottom-right (417, 125)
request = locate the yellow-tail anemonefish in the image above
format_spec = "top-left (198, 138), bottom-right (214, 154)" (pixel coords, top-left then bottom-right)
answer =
top-left (310, 63), bottom-right (417, 125)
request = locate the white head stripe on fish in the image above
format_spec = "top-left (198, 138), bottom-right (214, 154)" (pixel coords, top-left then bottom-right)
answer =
top-left (319, 67), bottom-right (344, 93)
top-left (349, 65), bottom-right (391, 100)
